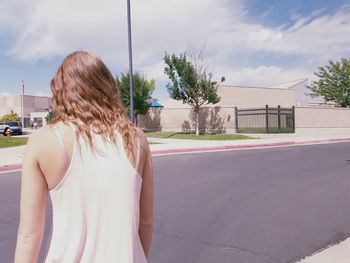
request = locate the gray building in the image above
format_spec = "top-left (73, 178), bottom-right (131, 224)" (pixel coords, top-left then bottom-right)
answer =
top-left (0, 95), bottom-right (52, 127)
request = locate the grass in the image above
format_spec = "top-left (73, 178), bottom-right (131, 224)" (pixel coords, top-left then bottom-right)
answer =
top-left (0, 136), bottom-right (28, 149)
top-left (145, 131), bottom-right (252, 140)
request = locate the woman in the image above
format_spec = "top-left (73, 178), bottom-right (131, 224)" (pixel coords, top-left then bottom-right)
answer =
top-left (3, 126), bottom-right (11, 136)
top-left (14, 51), bottom-right (153, 263)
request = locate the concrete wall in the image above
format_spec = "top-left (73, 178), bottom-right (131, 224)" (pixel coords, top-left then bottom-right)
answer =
top-left (138, 106), bottom-right (236, 134)
top-left (139, 106), bottom-right (350, 137)
top-left (144, 85), bottom-right (295, 134)
top-left (295, 107), bottom-right (350, 136)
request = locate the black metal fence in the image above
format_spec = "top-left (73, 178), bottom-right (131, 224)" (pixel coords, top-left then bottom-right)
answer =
top-left (235, 105), bottom-right (295, 133)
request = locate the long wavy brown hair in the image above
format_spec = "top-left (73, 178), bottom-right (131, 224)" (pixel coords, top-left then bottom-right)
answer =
top-left (50, 50), bottom-right (137, 157)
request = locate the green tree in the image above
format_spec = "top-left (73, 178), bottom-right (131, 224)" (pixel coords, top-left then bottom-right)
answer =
top-left (116, 72), bottom-right (155, 124)
top-left (307, 58), bottom-right (350, 107)
top-left (164, 49), bottom-right (222, 135)
top-left (0, 110), bottom-right (20, 122)
top-left (45, 108), bottom-right (57, 123)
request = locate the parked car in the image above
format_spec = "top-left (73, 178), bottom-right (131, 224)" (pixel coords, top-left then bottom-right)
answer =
top-left (0, 123), bottom-right (8, 135)
top-left (0, 121), bottom-right (22, 135)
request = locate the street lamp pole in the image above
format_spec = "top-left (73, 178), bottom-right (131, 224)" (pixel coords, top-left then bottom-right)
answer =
top-left (127, 0), bottom-right (134, 124)
top-left (21, 79), bottom-right (24, 128)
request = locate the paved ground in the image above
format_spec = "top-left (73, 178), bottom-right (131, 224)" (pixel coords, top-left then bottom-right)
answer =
top-left (1, 142), bottom-right (350, 262)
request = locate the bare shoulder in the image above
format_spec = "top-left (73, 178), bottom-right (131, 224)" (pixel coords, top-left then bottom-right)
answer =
top-left (27, 126), bottom-right (54, 146)
top-left (24, 125), bottom-right (56, 161)
top-left (134, 127), bottom-right (149, 150)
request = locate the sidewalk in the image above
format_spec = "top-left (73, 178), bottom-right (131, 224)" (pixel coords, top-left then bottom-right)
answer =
top-left (0, 145), bottom-right (26, 167)
top-left (149, 134), bottom-right (350, 154)
top-left (297, 237), bottom-right (350, 263)
top-left (1, 132), bottom-right (350, 169)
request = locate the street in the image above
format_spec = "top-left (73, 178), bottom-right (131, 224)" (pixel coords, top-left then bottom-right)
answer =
top-left (1, 142), bottom-right (350, 262)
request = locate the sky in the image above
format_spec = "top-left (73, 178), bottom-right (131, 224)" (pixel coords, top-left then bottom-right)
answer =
top-left (0, 0), bottom-right (349, 99)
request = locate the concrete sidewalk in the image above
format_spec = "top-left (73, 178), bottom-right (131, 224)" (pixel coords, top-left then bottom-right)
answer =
top-left (1, 132), bottom-right (350, 168)
top-left (297, 237), bottom-right (350, 263)
top-left (148, 134), bottom-right (350, 151)
top-left (0, 145), bottom-right (25, 166)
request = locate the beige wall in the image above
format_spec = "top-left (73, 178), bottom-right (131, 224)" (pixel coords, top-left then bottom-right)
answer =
top-left (295, 107), bottom-right (350, 128)
top-left (295, 107), bottom-right (350, 136)
top-left (140, 85), bottom-right (295, 133)
top-left (139, 106), bottom-right (350, 135)
top-left (138, 106), bottom-right (236, 134)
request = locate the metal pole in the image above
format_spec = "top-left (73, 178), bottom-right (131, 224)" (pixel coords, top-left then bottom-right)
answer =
top-left (277, 105), bottom-right (281, 133)
top-left (292, 106), bottom-right (295, 133)
top-left (127, 0), bottom-right (134, 124)
top-left (234, 107), bottom-right (239, 133)
top-left (265, 105), bottom-right (269, 134)
top-left (21, 79), bottom-right (24, 128)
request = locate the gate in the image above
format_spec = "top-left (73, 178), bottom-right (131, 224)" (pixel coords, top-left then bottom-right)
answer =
top-left (235, 105), bottom-right (295, 133)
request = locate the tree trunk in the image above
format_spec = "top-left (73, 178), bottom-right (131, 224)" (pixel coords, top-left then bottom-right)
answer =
top-left (195, 109), bottom-right (199, 135)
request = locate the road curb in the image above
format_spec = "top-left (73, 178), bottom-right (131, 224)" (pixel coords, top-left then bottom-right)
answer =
top-left (1, 138), bottom-right (350, 173)
top-left (0, 164), bottom-right (22, 173)
top-left (151, 137), bottom-right (350, 156)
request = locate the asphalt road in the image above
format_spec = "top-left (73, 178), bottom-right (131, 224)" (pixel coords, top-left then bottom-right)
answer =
top-left (1, 142), bottom-right (350, 263)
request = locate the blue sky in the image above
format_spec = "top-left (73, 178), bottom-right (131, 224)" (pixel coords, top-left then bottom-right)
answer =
top-left (0, 0), bottom-right (349, 99)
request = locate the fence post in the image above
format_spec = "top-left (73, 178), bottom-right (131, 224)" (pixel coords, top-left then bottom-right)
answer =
top-left (235, 107), bottom-right (239, 133)
top-left (278, 105), bottom-right (281, 133)
top-left (292, 106), bottom-right (295, 133)
top-left (265, 105), bottom-right (269, 134)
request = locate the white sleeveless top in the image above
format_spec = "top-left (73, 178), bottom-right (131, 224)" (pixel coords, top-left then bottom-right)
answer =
top-left (44, 123), bottom-right (147, 263)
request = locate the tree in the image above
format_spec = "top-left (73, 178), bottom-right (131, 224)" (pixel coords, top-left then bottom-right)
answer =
top-left (0, 110), bottom-right (20, 122)
top-left (45, 108), bottom-right (57, 123)
top-left (116, 72), bottom-right (155, 124)
top-left (164, 47), bottom-right (223, 135)
top-left (307, 58), bottom-right (350, 107)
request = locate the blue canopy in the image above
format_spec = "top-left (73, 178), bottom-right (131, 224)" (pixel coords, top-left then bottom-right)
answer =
top-left (149, 101), bottom-right (164, 108)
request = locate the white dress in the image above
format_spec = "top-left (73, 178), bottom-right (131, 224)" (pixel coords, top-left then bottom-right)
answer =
top-left (44, 123), bottom-right (147, 263)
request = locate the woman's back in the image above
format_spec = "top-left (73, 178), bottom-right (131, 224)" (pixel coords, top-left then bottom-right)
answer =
top-left (43, 122), bottom-right (147, 262)
top-left (14, 51), bottom-right (153, 263)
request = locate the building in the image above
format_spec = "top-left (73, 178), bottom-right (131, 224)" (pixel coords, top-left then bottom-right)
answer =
top-left (0, 95), bottom-right (52, 127)
top-left (138, 79), bottom-right (327, 133)
top-left (158, 79), bottom-right (313, 109)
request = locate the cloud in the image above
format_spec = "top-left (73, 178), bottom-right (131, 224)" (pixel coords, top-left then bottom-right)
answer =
top-left (138, 60), bottom-right (167, 82)
top-left (0, 0), bottom-right (243, 64)
top-left (0, 0), bottom-right (129, 64)
top-left (254, 10), bottom-right (350, 58)
top-left (0, 92), bottom-right (13, 97)
top-left (218, 65), bottom-right (312, 87)
top-left (0, 0), bottom-right (349, 91)
top-left (35, 90), bottom-right (51, 97)
top-left (261, 6), bottom-right (275, 18)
